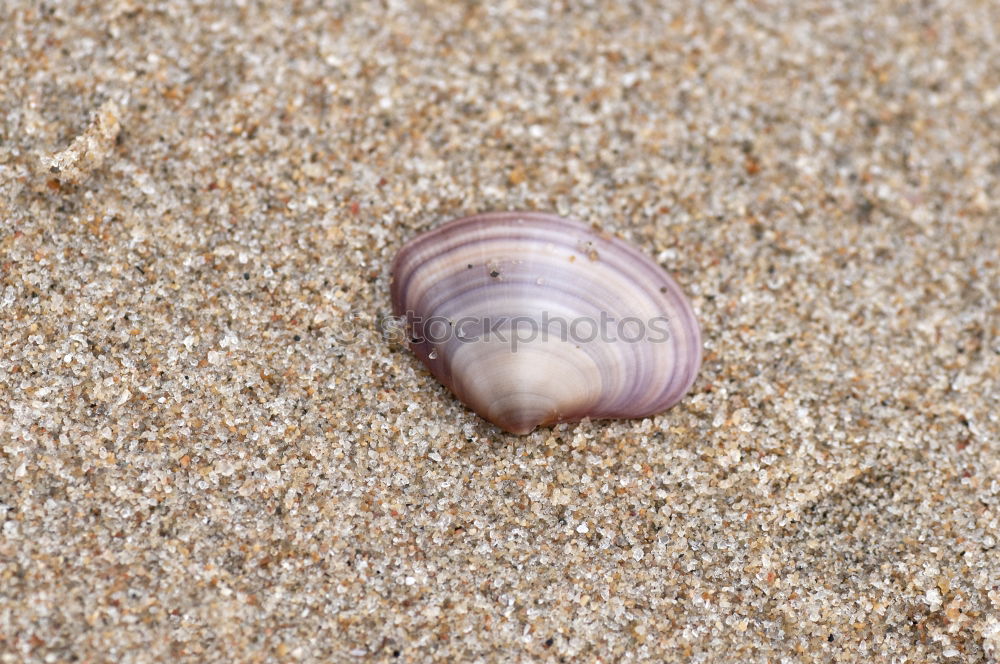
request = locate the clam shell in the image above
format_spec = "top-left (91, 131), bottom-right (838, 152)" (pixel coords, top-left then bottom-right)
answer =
top-left (390, 212), bottom-right (702, 435)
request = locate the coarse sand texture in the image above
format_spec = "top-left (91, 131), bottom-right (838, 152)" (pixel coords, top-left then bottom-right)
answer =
top-left (1, 2), bottom-right (998, 662)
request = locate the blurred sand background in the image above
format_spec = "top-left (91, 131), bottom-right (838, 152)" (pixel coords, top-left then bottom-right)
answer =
top-left (1, 1), bottom-right (999, 662)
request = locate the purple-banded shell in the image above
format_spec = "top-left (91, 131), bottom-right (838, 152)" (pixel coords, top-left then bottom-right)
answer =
top-left (390, 211), bottom-right (702, 435)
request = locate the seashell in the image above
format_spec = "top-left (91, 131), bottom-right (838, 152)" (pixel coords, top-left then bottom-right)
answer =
top-left (390, 211), bottom-right (702, 435)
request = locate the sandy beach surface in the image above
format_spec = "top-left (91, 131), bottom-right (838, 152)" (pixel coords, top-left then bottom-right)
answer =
top-left (2, 1), bottom-right (998, 662)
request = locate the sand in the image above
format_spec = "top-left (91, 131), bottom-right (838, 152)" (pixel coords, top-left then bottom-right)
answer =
top-left (1, 1), bottom-right (998, 662)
